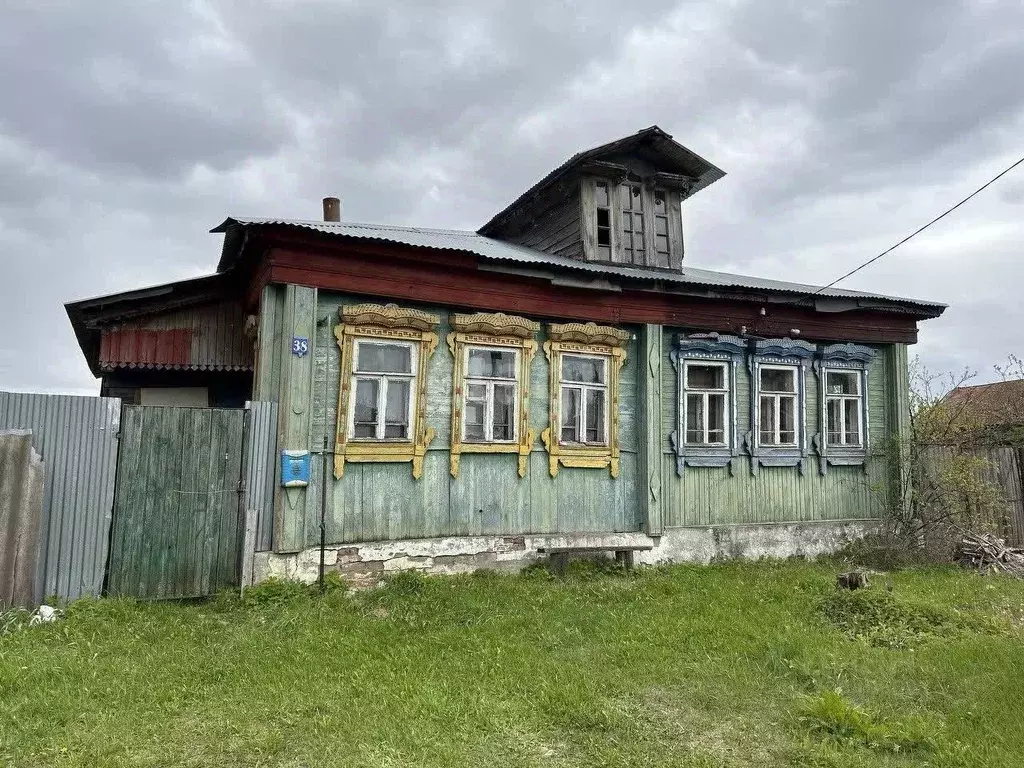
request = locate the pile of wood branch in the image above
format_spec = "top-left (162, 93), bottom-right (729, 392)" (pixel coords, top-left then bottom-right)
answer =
top-left (956, 532), bottom-right (1024, 578)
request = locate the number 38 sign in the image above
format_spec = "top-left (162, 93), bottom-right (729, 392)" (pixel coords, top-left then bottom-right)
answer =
top-left (291, 337), bottom-right (309, 357)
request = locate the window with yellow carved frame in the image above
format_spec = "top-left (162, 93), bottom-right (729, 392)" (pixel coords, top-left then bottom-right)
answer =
top-left (447, 312), bottom-right (539, 478)
top-left (333, 303), bottom-right (439, 479)
top-left (541, 322), bottom-right (630, 478)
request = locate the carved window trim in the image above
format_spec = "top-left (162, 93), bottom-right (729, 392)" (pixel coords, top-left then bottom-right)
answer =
top-left (541, 322), bottom-right (630, 478)
top-left (447, 312), bottom-right (539, 478)
top-left (334, 303), bottom-right (439, 480)
top-left (812, 343), bottom-right (877, 475)
top-left (669, 333), bottom-right (745, 477)
top-left (745, 338), bottom-right (817, 475)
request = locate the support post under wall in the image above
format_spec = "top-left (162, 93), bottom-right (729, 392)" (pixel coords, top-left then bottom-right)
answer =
top-left (273, 284), bottom-right (317, 553)
top-left (640, 323), bottom-right (664, 536)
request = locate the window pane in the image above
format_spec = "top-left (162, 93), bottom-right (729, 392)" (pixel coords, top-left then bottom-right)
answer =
top-left (561, 387), bottom-right (581, 442)
top-left (656, 235), bottom-right (669, 254)
top-left (468, 348), bottom-right (516, 379)
top-left (655, 217), bottom-right (668, 235)
top-left (686, 393), bottom-right (705, 444)
top-left (620, 184), bottom-right (633, 210)
top-left (826, 371), bottom-right (859, 395)
top-left (633, 211), bottom-right (645, 231)
top-left (467, 383), bottom-right (486, 400)
top-left (760, 367), bottom-right (796, 393)
top-left (779, 397), bottom-right (796, 444)
top-left (622, 231), bottom-right (633, 249)
top-left (760, 395), bottom-right (776, 445)
top-left (464, 397), bottom-right (486, 441)
top-left (708, 394), bottom-right (725, 441)
top-left (654, 192), bottom-right (666, 214)
top-left (384, 379), bottom-right (410, 439)
top-left (357, 343), bottom-right (411, 374)
top-left (595, 182), bottom-right (609, 207)
top-left (687, 364), bottom-right (725, 390)
top-left (844, 399), bottom-right (861, 444)
top-left (597, 245), bottom-right (611, 260)
top-left (492, 384), bottom-right (515, 441)
top-left (621, 211), bottom-right (632, 233)
top-left (596, 207), bottom-right (610, 228)
top-left (631, 186), bottom-right (642, 208)
top-left (562, 355), bottom-right (605, 384)
top-left (827, 398), bottom-right (842, 442)
top-left (585, 388), bottom-right (605, 444)
top-left (354, 379), bottom-right (379, 437)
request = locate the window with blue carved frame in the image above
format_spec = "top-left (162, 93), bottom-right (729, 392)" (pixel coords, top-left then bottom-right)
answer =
top-left (813, 344), bottom-right (876, 474)
top-left (670, 333), bottom-right (745, 476)
top-left (746, 338), bottom-right (816, 475)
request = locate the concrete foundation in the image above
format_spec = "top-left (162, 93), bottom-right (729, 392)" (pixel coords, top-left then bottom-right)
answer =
top-left (252, 520), bottom-right (874, 587)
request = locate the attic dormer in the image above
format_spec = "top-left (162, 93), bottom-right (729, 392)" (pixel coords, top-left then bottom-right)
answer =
top-left (479, 126), bottom-right (725, 272)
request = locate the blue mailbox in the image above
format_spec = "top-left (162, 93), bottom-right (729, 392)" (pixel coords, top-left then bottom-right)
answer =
top-left (280, 450), bottom-right (312, 487)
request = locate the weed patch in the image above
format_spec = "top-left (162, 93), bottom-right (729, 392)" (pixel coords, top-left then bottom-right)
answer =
top-left (798, 690), bottom-right (937, 754)
top-left (820, 586), bottom-right (1008, 648)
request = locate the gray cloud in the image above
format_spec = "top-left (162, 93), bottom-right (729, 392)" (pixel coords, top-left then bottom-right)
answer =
top-left (1, 0), bottom-right (1022, 396)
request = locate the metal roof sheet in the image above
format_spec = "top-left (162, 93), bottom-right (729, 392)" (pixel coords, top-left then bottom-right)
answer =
top-left (213, 216), bottom-right (946, 314)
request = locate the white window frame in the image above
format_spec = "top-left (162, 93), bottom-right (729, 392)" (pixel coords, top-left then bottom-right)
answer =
top-left (824, 368), bottom-right (864, 448)
top-left (559, 353), bottom-right (609, 446)
top-left (683, 360), bottom-right (729, 446)
top-left (461, 344), bottom-right (520, 444)
top-left (348, 339), bottom-right (418, 442)
top-left (757, 363), bottom-right (800, 448)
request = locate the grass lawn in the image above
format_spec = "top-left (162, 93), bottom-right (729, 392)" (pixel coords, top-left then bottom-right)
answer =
top-left (2, 560), bottom-right (1023, 767)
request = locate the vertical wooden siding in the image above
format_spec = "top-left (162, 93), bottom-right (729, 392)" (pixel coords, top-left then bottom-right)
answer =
top-left (304, 295), bottom-right (641, 547)
top-left (108, 406), bottom-right (245, 598)
top-left (659, 334), bottom-right (892, 526)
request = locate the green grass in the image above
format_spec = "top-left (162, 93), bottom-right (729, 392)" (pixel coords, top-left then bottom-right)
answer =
top-left (1, 561), bottom-right (1023, 767)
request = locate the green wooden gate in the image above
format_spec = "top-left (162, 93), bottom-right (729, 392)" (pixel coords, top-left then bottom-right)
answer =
top-left (107, 406), bottom-right (246, 599)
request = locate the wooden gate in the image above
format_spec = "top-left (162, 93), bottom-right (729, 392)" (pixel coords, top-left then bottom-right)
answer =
top-left (107, 406), bottom-right (247, 599)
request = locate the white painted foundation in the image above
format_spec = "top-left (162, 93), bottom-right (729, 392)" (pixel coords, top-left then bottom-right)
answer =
top-left (252, 520), bottom-right (875, 587)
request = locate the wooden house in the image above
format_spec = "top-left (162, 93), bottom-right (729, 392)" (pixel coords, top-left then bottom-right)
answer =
top-left (66, 126), bottom-right (946, 579)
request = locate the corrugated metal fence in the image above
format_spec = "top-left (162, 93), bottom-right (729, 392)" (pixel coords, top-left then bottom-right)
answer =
top-left (921, 444), bottom-right (1024, 545)
top-left (0, 392), bottom-right (121, 602)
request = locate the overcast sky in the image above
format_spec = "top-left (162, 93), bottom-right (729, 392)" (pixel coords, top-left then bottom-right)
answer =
top-left (1, 0), bottom-right (1022, 395)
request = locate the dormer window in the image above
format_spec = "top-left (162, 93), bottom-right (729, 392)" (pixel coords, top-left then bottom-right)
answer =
top-left (620, 184), bottom-right (645, 264)
top-left (583, 177), bottom-right (683, 270)
top-left (595, 182), bottom-right (612, 260)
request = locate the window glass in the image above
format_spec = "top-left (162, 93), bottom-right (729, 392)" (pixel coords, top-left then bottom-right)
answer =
top-left (759, 396), bottom-right (777, 445)
top-left (826, 371), bottom-right (859, 395)
top-left (492, 384), bottom-right (515, 441)
top-left (585, 389), bottom-right (606, 444)
top-left (353, 379), bottom-right (379, 438)
top-left (562, 355), bottom-right (605, 384)
top-left (687, 364), bottom-right (725, 389)
top-left (707, 395), bottom-right (726, 443)
top-left (357, 343), bottom-right (412, 374)
top-left (468, 349), bottom-right (516, 379)
top-left (384, 379), bottom-right (410, 439)
top-left (561, 387), bottom-right (581, 442)
top-left (760, 368), bottom-right (796, 393)
top-left (654, 192), bottom-right (666, 214)
top-left (844, 399), bottom-right (860, 439)
top-left (686, 393), bottom-right (705, 444)
top-left (779, 397), bottom-right (796, 444)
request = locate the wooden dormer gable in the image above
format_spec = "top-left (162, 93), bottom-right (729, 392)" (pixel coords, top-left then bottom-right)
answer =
top-left (478, 126), bottom-right (725, 272)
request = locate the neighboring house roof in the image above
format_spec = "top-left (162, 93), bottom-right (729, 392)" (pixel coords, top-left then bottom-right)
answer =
top-left (943, 380), bottom-right (1024, 427)
top-left (211, 217), bottom-right (947, 317)
top-left (477, 125), bottom-right (726, 235)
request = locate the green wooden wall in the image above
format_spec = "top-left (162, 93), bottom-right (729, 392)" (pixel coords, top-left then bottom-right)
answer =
top-left (260, 284), bottom-right (908, 553)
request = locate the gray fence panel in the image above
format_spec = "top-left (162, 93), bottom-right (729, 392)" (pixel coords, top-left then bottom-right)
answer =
top-left (245, 401), bottom-right (279, 553)
top-left (0, 392), bottom-right (121, 601)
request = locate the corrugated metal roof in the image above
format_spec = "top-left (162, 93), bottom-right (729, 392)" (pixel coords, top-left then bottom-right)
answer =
top-left (213, 216), bottom-right (946, 313)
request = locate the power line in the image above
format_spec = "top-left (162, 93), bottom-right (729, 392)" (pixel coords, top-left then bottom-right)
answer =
top-left (810, 153), bottom-right (1024, 296)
